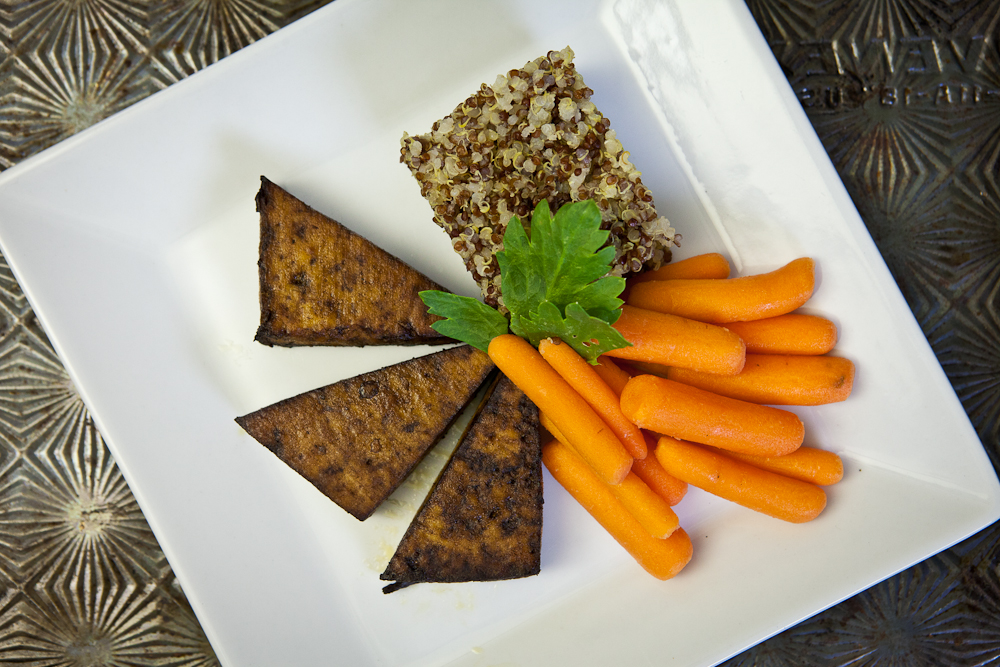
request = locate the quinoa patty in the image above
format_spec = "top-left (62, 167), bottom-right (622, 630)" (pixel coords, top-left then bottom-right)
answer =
top-left (401, 46), bottom-right (677, 309)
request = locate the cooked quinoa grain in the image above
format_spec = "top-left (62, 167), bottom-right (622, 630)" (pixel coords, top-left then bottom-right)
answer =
top-left (401, 46), bottom-right (677, 309)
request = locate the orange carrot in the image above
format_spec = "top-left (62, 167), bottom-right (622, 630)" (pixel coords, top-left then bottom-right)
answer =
top-left (620, 374), bottom-right (804, 456)
top-left (593, 355), bottom-right (634, 397)
top-left (488, 334), bottom-right (632, 485)
top-left (627, 257), bottom-right (816, 324)
top-left (658, 354), bottom-right (856, 406)
top-left (543, 439), bottom-right (693, 579)
top-left (591, 359), bottom-right (689, 505)
top-left (655, 437), bottom-right (826, 523)
top-left (619, 359), bottom-right (677, 377)
top-left (605, 305), bottom-right (746, 376)
top-left (725, 314), bottom-right (838, 355)
top-left (632, 433), bottom-right (688, 506)
top-left (540, 412), bottom-right (680, 535)
top-left (610, 471), bottom-right (680, 539)
top-left (538, 410), bottom-right (565, 444)
top-left (629, 252), bottom-right (731, 283)
top-left (539, 338), bottom-right (648, 459)
top-left (712, 445), bottom-right (844, 486)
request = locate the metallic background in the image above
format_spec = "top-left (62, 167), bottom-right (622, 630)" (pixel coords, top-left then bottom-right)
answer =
top-left (0, 0), bottom-right (997, 664)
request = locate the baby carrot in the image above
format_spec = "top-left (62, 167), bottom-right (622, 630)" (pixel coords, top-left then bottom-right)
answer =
top-left (632, 433), bottom-right (688, 506)
top-left (539, 410), bottom-right (565, 443)
top-left (662, 354), bottom-right (856, 406)
top-left (543, 439), bottom-right (693, 579)
top-left (655, 437), bottom-right (827, 523)
top-left (610, 471), bottom-right (681, 539)
top-left (629, 252), bottom-right (731, 283)
top-left (540, 412), bottom-right (680, 535)
top-left (590, 359), bottom-right (689, 505)
top-left (605, 305), bottom-right (746, 376)
top-left (488, 334), bottom-right (632, 485)
top-left (627, 257), bottom-right (816, 324)
top-left (540, 338), bottom-right (648, 459)
top-left (620, 374), bottom-right (804, 456)
top-left (713, 445), bottom-right (844, 486)
top-left (724, 314), bottom-right (838, 355)
top-left (621, 360), bottom-right (673, 379)
top-left (593, 355), bottom-right (634, 397)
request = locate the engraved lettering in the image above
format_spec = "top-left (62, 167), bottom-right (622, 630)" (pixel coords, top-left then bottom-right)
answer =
top-left (825, 86), bottom-right (844, 108)
top-left (929, 38), bottom-right (946, 72)
top-left (900, 36), bottom-right (941, 74)
top-left (842, 38), bottom-right (893, 76)
top-left (801, 40), bottom-right (838, 77)
top-left (950, 36), bottom-right (987, 73)
top-left (935, 83), bottom-right (953, 104)
top-left (790, 32), bottom-right (991, 108)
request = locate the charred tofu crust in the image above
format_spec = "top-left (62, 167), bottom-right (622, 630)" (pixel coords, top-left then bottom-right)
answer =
top-left (254, 176), bottom-right (453, 347)
top-left (235, 345), bottom-right (496, 521)
top-left (381, 374), bottom-right (542, 592)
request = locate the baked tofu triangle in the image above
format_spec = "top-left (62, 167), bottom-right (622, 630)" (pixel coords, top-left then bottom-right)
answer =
top-left (235, 345), bottom-right (496, 520)
top-left (381, 374), bottom-right (543, 593)
top-left (254, 176), bottom-right (452, 347)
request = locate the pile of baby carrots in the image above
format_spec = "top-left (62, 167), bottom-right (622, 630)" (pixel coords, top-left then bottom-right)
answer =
top-left (487, 252), bottom-right (853, 580)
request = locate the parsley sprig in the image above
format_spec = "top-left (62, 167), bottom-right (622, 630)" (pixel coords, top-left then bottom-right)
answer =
top-left (420, 199), bottom-right (631, 363)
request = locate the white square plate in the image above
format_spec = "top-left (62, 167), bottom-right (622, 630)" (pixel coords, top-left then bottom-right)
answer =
top-left (1, 0), bottom-right (997, 665)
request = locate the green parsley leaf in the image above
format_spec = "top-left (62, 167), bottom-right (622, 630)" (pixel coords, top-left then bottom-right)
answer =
top-left (419, 290), bottom-right (509, 352)
top-left (510, 301), bottom-right (631, 363)
top-left (572, 276), bottom-right (627, 325)
top-left (417, 199), bottom-right (632, 361)
top-left (497, 200), bottom-right (626, 323)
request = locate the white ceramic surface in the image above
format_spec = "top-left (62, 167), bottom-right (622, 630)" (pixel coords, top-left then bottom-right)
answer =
top-left (0, 1), bottom-right (997, 666)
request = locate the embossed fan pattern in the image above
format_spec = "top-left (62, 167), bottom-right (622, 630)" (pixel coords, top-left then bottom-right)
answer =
top-left (0, 0), bottom-right (997, 664)
top-left (725, 1), bottom-right (1000, 665)
top-left (0, 0), bottom-right (323, 663)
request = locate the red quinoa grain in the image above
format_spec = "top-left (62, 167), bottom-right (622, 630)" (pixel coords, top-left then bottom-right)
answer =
top-left (401, 47), bottom-right (677, 309)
